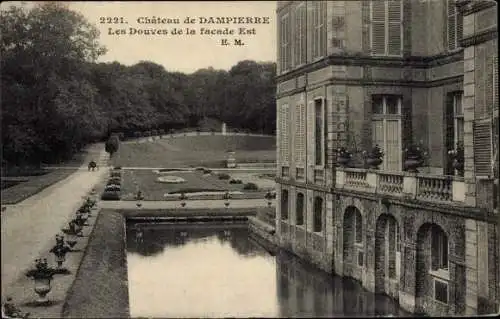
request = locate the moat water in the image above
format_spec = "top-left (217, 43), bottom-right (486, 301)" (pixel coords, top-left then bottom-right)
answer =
top-left (126, 222), bottom-right (410, 318)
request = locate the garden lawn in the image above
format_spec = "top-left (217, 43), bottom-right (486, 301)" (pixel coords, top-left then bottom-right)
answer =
top-left (119, 170), bottom-right (270, 201)
top-left (1, 154), bottom-right (86, 205)
top-left (120, 170), bottom-right (238, 200)
top-left (111, 135), bottom-right (276, 168)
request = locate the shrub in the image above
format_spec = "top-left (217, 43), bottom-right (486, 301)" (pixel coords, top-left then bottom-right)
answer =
top-left (243, 182), bottom-right (259, 190)
top-left (113, 166), bottom-right (122, 170)
top-left (152, 129), bottom-right (158, 136)
top-left (218, 173), bottom-right (231, 180)
top-left (229, 179), bottom-right (242, 184)
top-left (101, 191), bottom-right (120, 200)
top-left (105, 135), bottom-right (120, 158)
top-left (203, 168), bottom-right (212, 174)
top-left (108, 178), bottom-right (121, 185)
top-left (159, 129), bottom-right (165, 135)
top-left (105, 185), bottom-right (121, 192)
top-left (110, 171), bottom-right (121, 178)
top-left (195, 167), bottom-right (205, 171)
top-left (117, 132), bottom-right (125, 141)
top-left (134, 131), bottom-right (141, 138)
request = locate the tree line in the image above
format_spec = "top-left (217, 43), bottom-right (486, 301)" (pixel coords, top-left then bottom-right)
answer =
top-left (1, 3), bottom-right (276, 167)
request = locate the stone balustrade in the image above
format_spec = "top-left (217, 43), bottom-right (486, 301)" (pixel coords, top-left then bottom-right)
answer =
top-left (336, 167), bottom-right (466, 204)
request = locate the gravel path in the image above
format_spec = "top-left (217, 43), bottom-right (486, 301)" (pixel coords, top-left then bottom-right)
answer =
top-left (1, 144), bottom-right (109, 297)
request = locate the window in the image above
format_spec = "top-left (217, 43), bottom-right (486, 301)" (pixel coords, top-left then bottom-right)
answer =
top-left (355, 210), bottom-right (363, 244)
top-left (445, 92), bottom-right (464, 175)
top-left (312, 1), bottom-right (326, 60)
top-left (431, 225), bottom-right (448, 271)
top-left (281, 190), bottom-right (289, 220)
top-left (434, 279), bottom-right (449, 304)
top-left (358, 251), bottom-right (364, 267)
top-left (447, 0), bottom-right (462, 51)
top-left (453, 93), bottom-right (464, 146)
top-left (313, 196), bottom-right (323, 232)
top-left (294, 3), bottom-right (306, 66)
top-left (280, 14), bottom-right (291, 72)
top-left (314, 99), bottom-right (325, 166)
top-left (372, 95), bottom-right (402, 171)
top-left (279, 104), bottom-right (290, 164)
top-left (296, 193), bottom-right (304, 226)
top-left (388, 220), bottom-right (398, 278)
top-left (370, 0), bottom-right (403, 56)
top-left (294, 104), bottom-right (306, 165)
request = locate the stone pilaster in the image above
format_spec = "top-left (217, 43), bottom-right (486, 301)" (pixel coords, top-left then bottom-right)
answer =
top-left (463, 45), bottom-right (477, 207)
top-left (465, 218), bottom-right (478, 315)
top-left (399, 241), bottom-right (417, 313)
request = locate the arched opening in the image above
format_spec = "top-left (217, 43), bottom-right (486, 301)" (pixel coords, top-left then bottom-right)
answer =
top-left (281, 189), bottom-right (289, 220)
top-left (343, 206), bottom-right (363, 278)
top-left (374, 214), bottom-right (400, 296)
top-left (296, 192), bottom-right (304, 225)
top-left (415, 223), bottom-right (450, 312)
top-left (313, 196), bottom-right (323, 232)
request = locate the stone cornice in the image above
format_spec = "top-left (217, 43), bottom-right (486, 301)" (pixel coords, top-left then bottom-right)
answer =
top-left (457, 0), bottom-right (497, 16)
top-left (276, 178), bottom-right (496, 223)
top-left (460, 28), bottom-right (498, 48)
top-left (276, 75), bottom-right (464, 99)
top-left (276, 51), bottom-right (464, 84)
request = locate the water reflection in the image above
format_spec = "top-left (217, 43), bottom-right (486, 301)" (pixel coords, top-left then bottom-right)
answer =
top-left (126, 222), bottom-right (409, 318)
top-left (275, 250), bottom-right (410, 317)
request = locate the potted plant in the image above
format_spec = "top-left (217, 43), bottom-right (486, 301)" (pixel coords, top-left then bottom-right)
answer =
top-left (265, 190), bottom-right (275, 207)
top-left (404, 140), bottom-right (428, 173)
top-left (64, 231), bottom-right (78, 250)
top-left (223, 191), bottom-right (231, 207)
top-left (49, 235), bottom-right (71, 270)
top-left (179, 192), bottom-right (188, 207)
top-left (26, 259), bottom-right (54, 305)
top-left (76, 209), bottom-right (89, 225)
top-left (135, 190), bottom-right (145, 207)
top-left (365, 144), bottom-right (384, 169)
top-left (337, 147), bottom-right (352, 167)
top-left (448, 141), bottom-right (464, 177)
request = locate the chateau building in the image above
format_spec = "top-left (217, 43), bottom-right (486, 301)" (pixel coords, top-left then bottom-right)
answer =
top-left (275, 0), bottom-right (498, 316)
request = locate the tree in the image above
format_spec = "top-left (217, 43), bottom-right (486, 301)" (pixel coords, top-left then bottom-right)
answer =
top-left (1, 2), bottom-right (107, 164)
top-left (105, 135), bottom-right (120, 158)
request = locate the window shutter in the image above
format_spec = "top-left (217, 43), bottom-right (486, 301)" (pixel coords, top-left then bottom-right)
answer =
top-left (494, 56), bottom-right (498, 109)
top-left (307, 101), bottom-right (315, 167)
top-left (371, 1), bottom-right (386, 55)
top-left (447, 0), bottom-right (457, 51)
top-left (474, 119), bottom-right (493, 177)
top-left (295, 104), bottom-right (304, 165)
top-left (387, 0), bottom-right (402, 56)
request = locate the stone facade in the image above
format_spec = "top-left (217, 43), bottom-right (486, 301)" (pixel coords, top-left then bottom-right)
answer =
top-left (275, 0), bottom-right (498, 316)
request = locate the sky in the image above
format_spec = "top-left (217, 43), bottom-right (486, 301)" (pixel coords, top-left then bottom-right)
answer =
top-left (65, 1), bottom-right (277, 73)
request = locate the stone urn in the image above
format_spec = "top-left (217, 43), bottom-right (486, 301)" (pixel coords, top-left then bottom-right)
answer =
top-left (179, 193), bottom-right (188, 207)
top-left (453, 159), bottom-right (464, 173)
top-left (26, 259), bottom-right (54, 305)
top-left (366, 157), bottom-right (383, 169)
top-left (404, 156), bottom-right (423, 173)
top-left (223, 191), bottom-right (231, 208)
top-left (50, 235), bottom-right (71, 269)
top-left (336, 147), bottom-right (352, 167)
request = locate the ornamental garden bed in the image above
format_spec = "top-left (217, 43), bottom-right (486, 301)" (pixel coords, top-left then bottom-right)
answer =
top-left (119, 170), bottom-right (271, 201)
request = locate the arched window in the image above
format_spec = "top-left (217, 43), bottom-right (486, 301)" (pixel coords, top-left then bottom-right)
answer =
top-left (355, 210), bottom-right (363, 244)
top-left (281, 190), bottom-right (289, 220)
top-left (431, 225), bottom-right (448, 271)
top-left (296, 193), bottom-right (304, 225)
top-left (313, 196), bottom-right (323, 232)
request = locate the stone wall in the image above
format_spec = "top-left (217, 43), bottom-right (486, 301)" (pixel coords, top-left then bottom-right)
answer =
top-left (62, 211), bottom-right (129, 318)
